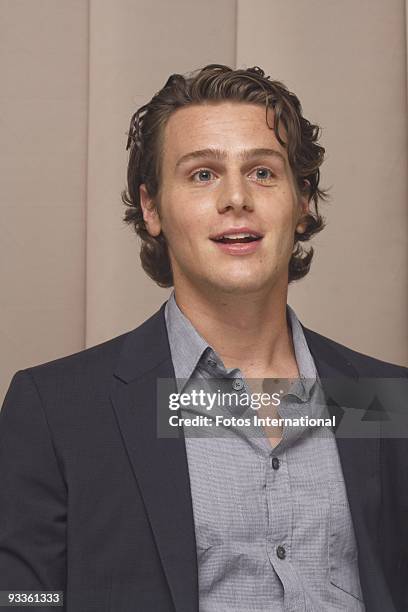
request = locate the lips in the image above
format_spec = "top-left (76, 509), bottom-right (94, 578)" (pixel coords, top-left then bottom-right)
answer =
top-left (210, 227), bottom-right (263, 244)
top-left (210, 227), bottom-right (264, 255)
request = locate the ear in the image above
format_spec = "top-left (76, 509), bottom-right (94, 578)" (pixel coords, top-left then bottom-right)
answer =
top-left (296, 180), bottom-right (311, 235)
top-left (139, 184), bottom-right (162, 237)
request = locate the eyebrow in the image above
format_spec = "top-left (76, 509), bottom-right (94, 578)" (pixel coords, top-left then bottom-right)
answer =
top-left (175, 147), bottom-right (286, 168)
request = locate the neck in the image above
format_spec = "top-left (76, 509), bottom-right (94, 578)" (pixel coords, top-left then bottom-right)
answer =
top-left (172, 278), bottom-right (299, 379)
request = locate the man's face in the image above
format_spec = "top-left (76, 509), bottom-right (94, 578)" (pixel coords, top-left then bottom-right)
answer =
top-left (140, 102), bottom-right (309, 296)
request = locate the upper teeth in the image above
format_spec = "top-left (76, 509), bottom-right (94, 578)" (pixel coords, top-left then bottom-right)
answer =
top-left (219, 233), bottom-right (257, 239)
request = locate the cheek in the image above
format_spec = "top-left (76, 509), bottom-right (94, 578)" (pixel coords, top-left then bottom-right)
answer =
top-left (262, 194), bottom-right (298, 254)
top-left (159, 195), bottom-right (209, 256)
top-left (161, 188), bottom-right (211, 237)
top-left (265, 193), bottom-right (298, 232)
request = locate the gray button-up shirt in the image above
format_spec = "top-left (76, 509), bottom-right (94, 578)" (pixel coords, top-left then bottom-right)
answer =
top-left (165, 292), bottom-right (365, 612)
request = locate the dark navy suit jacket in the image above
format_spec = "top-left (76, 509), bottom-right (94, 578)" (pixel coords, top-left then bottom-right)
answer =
top-left (0, 304), bottom-right (407, 611)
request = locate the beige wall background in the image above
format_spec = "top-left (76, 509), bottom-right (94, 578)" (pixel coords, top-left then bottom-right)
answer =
top-left (1, 0), bottom-right (407, 402)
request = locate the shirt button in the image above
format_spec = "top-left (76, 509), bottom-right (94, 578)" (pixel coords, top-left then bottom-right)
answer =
top-left (232, 379), bottom-right (244, 391)
top-left (271, 457), bottom-right (280, 470)
top-left (276, 545), bottom-right (286, 560)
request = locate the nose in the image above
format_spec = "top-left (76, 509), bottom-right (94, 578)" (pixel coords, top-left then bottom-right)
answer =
top-left (216, 171), bottom-right (254, 214)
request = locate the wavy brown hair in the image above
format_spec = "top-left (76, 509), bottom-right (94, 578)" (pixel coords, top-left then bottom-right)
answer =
top-left (122, 64), bottom-right (328, 287)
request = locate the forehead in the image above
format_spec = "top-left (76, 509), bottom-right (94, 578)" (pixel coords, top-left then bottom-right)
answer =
top-left (162, 102), bottom-right (286, 162)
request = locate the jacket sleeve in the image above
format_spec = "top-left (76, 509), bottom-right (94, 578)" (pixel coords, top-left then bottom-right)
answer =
top-left (0, 369), bottom-right (67, 603)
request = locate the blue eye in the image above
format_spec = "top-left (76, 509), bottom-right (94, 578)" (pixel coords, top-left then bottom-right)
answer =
top-left (192, 169), bottom-right (214, 182)
top-left (254, 168), bottom-right (273, 180)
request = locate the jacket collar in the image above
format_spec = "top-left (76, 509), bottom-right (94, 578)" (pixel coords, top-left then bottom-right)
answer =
top-left (114, 302), bottom-right (361, 384)
top-left (113, 303), bottom-right (170, 383)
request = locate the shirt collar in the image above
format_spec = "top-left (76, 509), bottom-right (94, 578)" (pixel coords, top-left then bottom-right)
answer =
top-left (286, 304), bottom-right (317, 380)
top-left (165, 291), bottom-right (210, 385)
top-left (286, 304), bottom-right (318, 399)
top-left (165, 290), bottom-right (317, 391)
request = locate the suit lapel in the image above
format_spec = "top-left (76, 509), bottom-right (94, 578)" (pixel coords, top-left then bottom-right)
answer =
top-left (110, 306), bottom-right (198, 612)
top-left (302, 327), bottom-right (381, 495)
top-left (303, 327), bottom-right (396, 611)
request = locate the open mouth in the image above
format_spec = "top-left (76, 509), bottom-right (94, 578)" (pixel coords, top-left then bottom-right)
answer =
top-left (210, 231), bottom-right (264, 255)
top-left (211, 233), bottom-right (263, 244)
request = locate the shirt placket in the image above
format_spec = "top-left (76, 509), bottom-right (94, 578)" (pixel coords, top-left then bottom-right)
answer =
top-left (265, 449), bottom-right (307, 612)
top-left (208, 359), bottom-right (308, 611)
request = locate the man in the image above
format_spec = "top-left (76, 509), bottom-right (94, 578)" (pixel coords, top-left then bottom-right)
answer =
top-left (0, 64), bottom-right (407, 612)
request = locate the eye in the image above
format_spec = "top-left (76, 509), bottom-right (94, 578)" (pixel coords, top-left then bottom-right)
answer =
top-left (249, 167), bottom-right (276, 182)
top-left (191, 168), bottom-right (216, 182)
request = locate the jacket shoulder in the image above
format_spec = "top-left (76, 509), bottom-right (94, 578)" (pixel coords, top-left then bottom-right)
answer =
top-left (304, 327), bottom-right (408, 377)
top-left (26, 330), bottom-right (130, 383)
top-left (3, 305), bottom-right (168, 410)
top-left (24, 303), bottom-right (167, 383)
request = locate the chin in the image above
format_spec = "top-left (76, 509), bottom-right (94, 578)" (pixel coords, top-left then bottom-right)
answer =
top-left (205, 274), bottom-right (274, 296)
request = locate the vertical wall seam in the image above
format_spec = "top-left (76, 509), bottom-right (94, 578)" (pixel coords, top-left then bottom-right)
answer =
top-left (404, 0), bottom-right (408, 348)
top-left (404, 1), bottom-right (408, 115)
top-left (84, 0), bottom-right (91, 349)
top-left (234, 0), bottom-right (239, 68)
